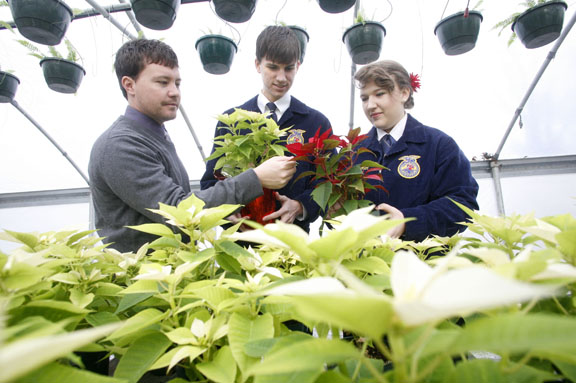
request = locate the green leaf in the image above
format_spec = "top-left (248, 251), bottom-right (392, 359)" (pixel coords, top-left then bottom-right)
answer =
top-left (228, 313), bottom-right (274, 374)
top-left (0, 323), bottom-right (122, 382)
top-left (196, 345), bottom-right (237, 383)
top-left (254, 369), bottom-right (322, 383)
top-left (247, 338), bottom-right (360, 376)
top-left (150, 345), bottom-right (206, 371)
top-left (85, 312), bottom-right (121, 327)
top-left (311, 182), bottom-right (333, 211)
top-left (216, 253), bottom-right (242, 274)
top-left (448, 359), bottom-right (558, 383)
top-left (69, 289), bottom-right (95, 308)
top-left (2, 262), bottom-right (48, 290)
top-left (115, 292), bottom-right (155, 314)
top-left (343, 256), bottom-right (391, 274)
top-left (3, 229), bottom-right (39, 249)
top-left (290, 294), bottom-right (393, 339)
top-left (106, 309), bottom-right (167, 341)
top-left (199, 204), bottom-right (242, 231)
top-left (557, 229), bottom-right (576, 259)
top-left (551, 358), bottom-right (576, 381)
top-left (127, 223), bottom-right (175, 238)
top-left (113, 331), bottom-right (172, 383)
top-left (450, 314), bottom-right (576, 357)
top-left (16, 362), bottom-right (127, 383)
top-left (194, 286), bottom-right (237, 309)
top-left (118, 279), bottom-right (158, 294)
top-left (308, 227), bottom-right (358, 260)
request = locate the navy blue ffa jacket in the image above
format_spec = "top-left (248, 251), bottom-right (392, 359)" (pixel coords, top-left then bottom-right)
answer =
top-left (201, 95), bottom-right (332, 232)
top-left (358, 114), bottom-right (479, 242)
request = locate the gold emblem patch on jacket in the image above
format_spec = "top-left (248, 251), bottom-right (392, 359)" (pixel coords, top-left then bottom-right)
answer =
top-left (287, 129), bottom-right (305, 144)
top-left (398, 155), bottom-right (421, 179)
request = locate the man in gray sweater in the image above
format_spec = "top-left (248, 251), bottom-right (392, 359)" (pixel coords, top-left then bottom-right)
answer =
top-left (89, 39), bottom-right (296, 253)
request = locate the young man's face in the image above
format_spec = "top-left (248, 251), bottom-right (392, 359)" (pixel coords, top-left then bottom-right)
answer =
top-left (122, 63), bottom-right (181, 124)
top-left (255, 57), bottom-right (299, 102)
top-left (360, 80), bottom-right (409, 133)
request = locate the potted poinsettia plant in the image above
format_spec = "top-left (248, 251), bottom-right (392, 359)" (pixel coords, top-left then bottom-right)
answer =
top-left (287, 126), bottom-right (387, 218)
top-left (205, 108), bottom-right (291, 224)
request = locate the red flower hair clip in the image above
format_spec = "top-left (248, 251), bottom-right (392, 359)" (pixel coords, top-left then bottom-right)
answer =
top-left (409, 73), bottom-right (421, 93)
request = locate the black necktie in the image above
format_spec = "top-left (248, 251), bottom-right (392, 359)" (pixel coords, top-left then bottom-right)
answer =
top-left (381, 134), bottom-right (395, 156)
top-left (266, 102), bottom-right (278, 123)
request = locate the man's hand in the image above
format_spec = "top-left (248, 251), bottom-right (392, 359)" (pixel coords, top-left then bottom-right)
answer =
top-left (254, 156), bottom-right (297, 189)
top-left (262, 193), bottom-right (303, 224)
top-left (226, 212), bottom-right (252, 232)
top-left (376, 203), bottom-right (406, 238)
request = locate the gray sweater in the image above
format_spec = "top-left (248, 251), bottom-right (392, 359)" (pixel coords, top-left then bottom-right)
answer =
top-left (88, 114), bottom-right (262, 252)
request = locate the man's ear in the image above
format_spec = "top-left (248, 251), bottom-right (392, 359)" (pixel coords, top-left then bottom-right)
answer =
top-left (255, 58), bottom-right (261, 73)
top-left (121, 76), bottom-right (136, 97)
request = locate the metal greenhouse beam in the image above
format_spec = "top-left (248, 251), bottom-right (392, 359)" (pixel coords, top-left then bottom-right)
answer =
top-left (10, 100), bottom-right (91, 186)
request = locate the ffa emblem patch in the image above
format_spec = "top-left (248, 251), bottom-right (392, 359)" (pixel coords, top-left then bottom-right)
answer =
top-left (397, 155), bottom-right (421, 179)
top-left (287, 129), bottom-right (305, 144)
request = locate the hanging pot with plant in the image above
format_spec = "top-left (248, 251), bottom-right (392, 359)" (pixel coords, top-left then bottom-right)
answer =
top-left (434, 10), bottom-right (483, 55)
top-left (213, 0), bottom-right (257, 23)
top-left (512, 1), bottom-right (568, 49)
top-left (195, 34), bottom-right (238, 75)
top-left (0, 70), bottom-right (20, 103)
top-left (130, 0), bottom-right (180, 30)
top-left (317, 0), bottom-right (356, 14)
top-left (342, 21), bottom-right (386, 65)
top-left (39, 57), bottom-right (85, 94)
top-left (289, 25), bottom-right (309, 64)
top-left (9, 0), bottom-right (73, 46)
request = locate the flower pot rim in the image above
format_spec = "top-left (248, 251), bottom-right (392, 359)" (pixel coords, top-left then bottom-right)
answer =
top-left (512, 0), bottom-right (568, 32)
top-left (39, 57), bottom-right (86, 75)
top-left (195, 34), bottom-right (238, 51)
top-left (342, 21), bottom-right (386, 43)
top-left (13, 0), bottom-right (75, 17)
top-left (0, 71), bottom-right (21, 84)
top-left (289, 25), bottom-right (310, 40)
top-left (434, 10), bottom-right (483, 35)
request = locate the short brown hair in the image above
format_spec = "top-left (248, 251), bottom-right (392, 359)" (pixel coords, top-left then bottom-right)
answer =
top-left (114, 39), bottom-right (179, 99)
top-left (256, 26), bottom-right (300, 64)
top-left (354, 60), bottom-right (415, 109)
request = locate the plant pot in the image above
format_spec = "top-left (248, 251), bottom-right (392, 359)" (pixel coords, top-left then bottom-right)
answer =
top-left (241, 188), bottom-right (276, 225)
top-left (130, 0), bottom-right (180, 30)
top-left (39, 58), bottom-right (86, 94)
top-left (434, 10), bottom-right (483, 56)
top-left (9, 0), bottom-right (73, 45)
top-left (342, 21), bottom-right (386, 65)
top-left (195, 34), bottom-right (238, 75)
top-left (213, 0), bottom-right (257, 23)
top-left (289, 25), bottom-right (309, 64)
top-left (0, 71), bottom-right (20, 103)
top-left (512, 1), bottom-right (568, 49)
top-left (317, 0), bottom-right (356, 14)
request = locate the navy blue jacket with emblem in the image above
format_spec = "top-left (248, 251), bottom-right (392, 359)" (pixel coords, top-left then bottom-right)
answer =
top-left (201, 95), bottom-right (332, 232)
top-left (358, 114), bottom-right (479, 242)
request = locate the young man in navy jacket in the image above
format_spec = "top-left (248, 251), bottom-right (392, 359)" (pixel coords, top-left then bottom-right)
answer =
top-left (354, 60), bottom-right (479, 242)
top-left (201, 26), bottom-right (333, 232)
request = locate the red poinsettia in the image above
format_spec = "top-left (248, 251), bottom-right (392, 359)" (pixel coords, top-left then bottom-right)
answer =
top-left (287, 127), bottom-right (388, 217)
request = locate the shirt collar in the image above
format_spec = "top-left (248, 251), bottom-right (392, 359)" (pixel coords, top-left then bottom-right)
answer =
top-left (376, 112), bottom-right (407, 142)
top-left (257, 92), bottom-right (291, 121)
top-left (124, 106), bottom-right (165, 135)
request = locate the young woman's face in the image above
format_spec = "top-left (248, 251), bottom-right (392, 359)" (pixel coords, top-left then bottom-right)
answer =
top-left (360, 79), bottom-right (409, 133)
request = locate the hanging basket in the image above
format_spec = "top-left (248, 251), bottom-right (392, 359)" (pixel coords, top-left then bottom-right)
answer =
top-left (317, 0), bottom-right (356, 14)
top-left (512, 1), bottom-right (568, 49)
top-left (342, 21), bottom-right (386, 65)
top-left (130, 0), bottom-right (180, 30)
top-left (241, 188), bottom-right (276, 225)
top-left (0, 71), bottom-right (20, 103)
top-left (195, 34), bottom-right (238, 75)
top-left (39, 58), bottom-right (86, 94)
top-left (289, 25), bottom-right (309, 64)
top-left (213, 0), bottom-right (257, 23)
top-left (9, 0), bottom-right (73, 46)
top-left (434, 10), bottom-right (483, 56)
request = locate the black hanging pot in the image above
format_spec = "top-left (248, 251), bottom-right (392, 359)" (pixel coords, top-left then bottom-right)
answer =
top-left (289, 25), bottom-right (309, 64)
top-left (317, 0), bottom-right (356, 14)
top-left (342, 21), bottom-right (386, 65)
top-left (130, 0), bottom-right (180, 30)
top-left (9, 0), bottom-right (73, 46)
top-left (213, 0), bottom-right (257, 23)
top-left (0, 71), bottom-right (20, 103)
top-left (195, 34), bottom-right (238, 75)
top-left (39, 58), bottom-right (86, 94)
top-left (512, 1), bottom-right (568, 49)
top-left (434, 10), bottom-right (483, 55)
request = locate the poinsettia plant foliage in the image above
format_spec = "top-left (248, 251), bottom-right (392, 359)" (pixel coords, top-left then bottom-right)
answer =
top-left (287, 127), bottom-right (387, 216)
